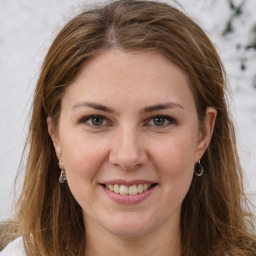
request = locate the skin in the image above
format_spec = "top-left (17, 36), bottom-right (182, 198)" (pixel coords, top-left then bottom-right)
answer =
top-left (48, 49), bottom-right (216, 256)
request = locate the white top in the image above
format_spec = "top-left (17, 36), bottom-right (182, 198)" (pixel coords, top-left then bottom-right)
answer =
top-left (0, 237), bottom-right (26, 256)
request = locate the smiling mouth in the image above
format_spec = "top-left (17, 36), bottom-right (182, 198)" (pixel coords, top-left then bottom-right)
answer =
top-left (102, 183), bottom-right (157, 195)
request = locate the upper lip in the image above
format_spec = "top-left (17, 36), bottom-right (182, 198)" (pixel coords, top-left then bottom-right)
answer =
top-left (100, 179), bottom-right (157, 186)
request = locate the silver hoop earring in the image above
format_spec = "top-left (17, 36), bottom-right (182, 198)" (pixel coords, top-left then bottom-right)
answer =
top-left (194, 160), bottom-right (204, 177)
top-left (58, 160), bottom-right (67, 183)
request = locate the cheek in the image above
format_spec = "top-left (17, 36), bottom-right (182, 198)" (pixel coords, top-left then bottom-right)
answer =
top-left (60, 133), bottom-right (108, 182)
top-left (149, 134), bottom-right (197, 182)
top-left (60, 134), bottom-right (110, 208)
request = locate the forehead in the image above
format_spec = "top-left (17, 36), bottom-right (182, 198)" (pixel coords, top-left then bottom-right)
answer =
top-left (62, 49), bottom-right (195, 111)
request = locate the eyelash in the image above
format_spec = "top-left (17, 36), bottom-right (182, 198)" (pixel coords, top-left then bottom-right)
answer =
top-left (146, 115), bottom-right (177, 127)
top-left (79, 115), bottom-right (109, 127)
top-left (79, 115), bottom-right (176, 128)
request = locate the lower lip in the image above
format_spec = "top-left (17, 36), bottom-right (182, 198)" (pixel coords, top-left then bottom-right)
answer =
top-left (102, 185), bottom-right (156, 205)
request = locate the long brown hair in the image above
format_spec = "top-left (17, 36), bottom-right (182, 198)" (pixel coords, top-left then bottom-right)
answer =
top-left (15, 1), bottom-right (256, 255)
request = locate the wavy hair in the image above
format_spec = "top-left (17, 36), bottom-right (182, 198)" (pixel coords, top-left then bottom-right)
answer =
top-left (15, 1), bottom-right (256, 255)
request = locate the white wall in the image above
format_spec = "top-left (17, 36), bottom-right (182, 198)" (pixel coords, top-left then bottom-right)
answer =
top-left (0, 0), bottom-right (255, 220)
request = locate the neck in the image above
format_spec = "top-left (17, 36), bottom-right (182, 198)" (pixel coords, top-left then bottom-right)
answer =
top-left (84, 218), bottom-right (181, 256)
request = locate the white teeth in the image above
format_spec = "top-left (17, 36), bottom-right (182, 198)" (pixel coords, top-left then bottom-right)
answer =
top-left (119, 185), bottom-right (129, 195)
top-left (137, 184), bottom-right (144, 194)
top-left (105, 183), bottom-right (153, 195)
top-left (129, 185), bottom-right (137, 195)
top-left (114, 184), bottom-right (120, 193)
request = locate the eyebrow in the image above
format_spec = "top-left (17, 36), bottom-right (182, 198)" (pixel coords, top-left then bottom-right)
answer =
top-left (142, 102), bottom-right (184, 113)
top-left (72, 101), bottom-right (184, 113)
top-left (72, 102), bottom-right (115, 113)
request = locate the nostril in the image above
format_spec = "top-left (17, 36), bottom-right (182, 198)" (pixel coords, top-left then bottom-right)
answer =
top-left (109, 137), bottom-right (148, 169)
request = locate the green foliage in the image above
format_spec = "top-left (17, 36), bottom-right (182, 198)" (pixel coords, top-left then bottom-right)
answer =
top-left (222, 0), bottom-right (256, 87)
top-left (222, 0), bottom-right (245, 36)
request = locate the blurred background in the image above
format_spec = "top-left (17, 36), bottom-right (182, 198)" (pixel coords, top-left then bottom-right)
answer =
top-left (0, 0), bottom-right (256, 221)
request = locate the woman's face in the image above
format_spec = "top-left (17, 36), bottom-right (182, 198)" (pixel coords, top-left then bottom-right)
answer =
top-left (48, 50), bottom-right (216, 238)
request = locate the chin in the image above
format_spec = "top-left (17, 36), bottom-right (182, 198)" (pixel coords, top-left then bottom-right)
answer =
top-left (107, 225), bottom-right (151, 238)
top-left (102, 215), bottom-right (155, 238)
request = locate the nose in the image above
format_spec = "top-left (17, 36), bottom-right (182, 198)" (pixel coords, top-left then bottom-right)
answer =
top-left (109, 126), bottom-right (148, 170)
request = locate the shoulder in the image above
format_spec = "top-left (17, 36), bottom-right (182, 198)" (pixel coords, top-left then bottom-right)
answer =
top-left (0, 237), bottom-right (26, 256)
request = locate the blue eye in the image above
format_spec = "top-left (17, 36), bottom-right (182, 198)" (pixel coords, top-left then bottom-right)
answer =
top-left (81, 115), bottom-right (107, 127)
top-left (147, 115), bottom-right (176, 127)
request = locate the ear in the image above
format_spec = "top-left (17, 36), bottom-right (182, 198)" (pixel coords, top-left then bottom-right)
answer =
top-left (47, 117), bottom-right (62, 160)
top-left (195, 107), bottom-right (217, 162)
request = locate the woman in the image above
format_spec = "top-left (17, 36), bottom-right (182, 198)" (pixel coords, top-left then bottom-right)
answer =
top-left (1, 0), bottom-right (255, 255)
